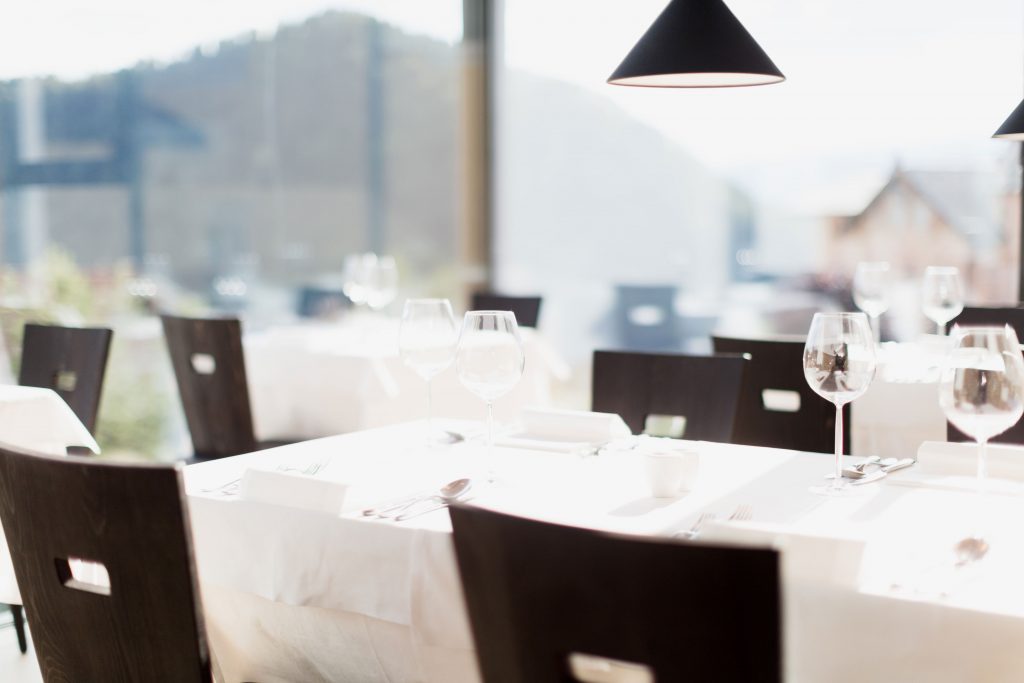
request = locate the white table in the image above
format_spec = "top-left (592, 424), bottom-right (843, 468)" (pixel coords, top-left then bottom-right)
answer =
top-left (0, 385), bottom-right (100, 605)
top-left (186, 422), bottom-right (1024, 683)
top-left (243, 318), bottom-right (570, 441)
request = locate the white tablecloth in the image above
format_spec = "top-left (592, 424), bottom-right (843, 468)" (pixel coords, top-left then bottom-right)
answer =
top-left (185, 421), bottom-right (1024, 683)
top-left (243, 318), bottom-right (570, 441)
top-left (0, 385), bottom-right (100, 605)
top-left (852, 340), bottom-right (948, 458)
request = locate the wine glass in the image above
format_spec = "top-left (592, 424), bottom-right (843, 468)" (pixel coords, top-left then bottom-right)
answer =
top-left (399, 299), bottom-right (458, 446)
top-left (922, 266), bottom-right (964, 335)
top-left (803, 312), bottom-right (878, 495)
top-left (853, 261), bottom-right (890, 344)
top-left (366, 256), bottom-right (398, 312)
top-left (940, 326), bottom-right (1024, 490)
top-left (342, 253), bottom-right (370, 307)
top-left (456, 311), bottom-right (525, 479)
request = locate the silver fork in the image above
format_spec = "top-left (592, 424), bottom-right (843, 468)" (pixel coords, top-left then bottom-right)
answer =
top-left (673, 512), bottom-right (717, 539)
top-left (728, 504), bottom-right (753, 522)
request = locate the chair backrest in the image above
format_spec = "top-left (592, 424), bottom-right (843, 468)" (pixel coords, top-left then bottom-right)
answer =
top-left (450, 505), bottom-right (781, 683)
top-left (161, 315), bottom-right (256, 459)
top-left (948, 306), bottom-right (1024, 342)
top-left (591, 349), bottom-right (747, 441)
top-left (470, 293), bottom-right (542, 328)
top-left (0, 445), bottom-right (211, 682)
top-left (712, 335), bottom-right (848, 453)
top-left (18, 323), bottom-right (113, 434)
top-left (613, 284), bottom-right (682, 351)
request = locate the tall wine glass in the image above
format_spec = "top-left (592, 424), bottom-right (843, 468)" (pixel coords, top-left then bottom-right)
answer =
top-left (853, 261), bottom-right (890, 344)
top-left (399, 299), bottom-right (458, 445)
top-left (803, 312), bottom-right (878, 495)
top-left (922, 266), bottom-right (964, 335)
top-left (366, 256), bottom-right (398, 311)
top-left (342, 254), bottom-right (370, 307)
top-left (940, 326), bottom-right (1024, 490)
top-left (456, 311), bottom-right (525, 479)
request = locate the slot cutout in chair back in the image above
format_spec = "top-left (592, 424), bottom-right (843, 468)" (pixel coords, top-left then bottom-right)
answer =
top-left (55, 557), bottom-right (111, 596)
top-left (642, 414), bottom-right (686, 438)
top-left (761, 389), bottom-right (800, 413)
top-left (568, 653), bottom-right (654, 683)
top-left (190, 353), bottom-right (217, 375)
top-left (54, 370), bottom-right (78, 392)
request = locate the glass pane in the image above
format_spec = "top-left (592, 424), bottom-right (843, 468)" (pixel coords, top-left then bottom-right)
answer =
top-left (495, 0), bottom-right (1024, 404)
top-left (0, 1), bottom-right (466, 458)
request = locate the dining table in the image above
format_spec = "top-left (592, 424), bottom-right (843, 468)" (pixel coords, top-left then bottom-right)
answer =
top-left (185, 419), bottom-right (1024, 683)
top-left (242, 316), bottom-right (571, 442)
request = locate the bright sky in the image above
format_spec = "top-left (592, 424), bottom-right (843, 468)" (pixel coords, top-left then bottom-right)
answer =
top-left (1, 0), bottom-right (1021, 213)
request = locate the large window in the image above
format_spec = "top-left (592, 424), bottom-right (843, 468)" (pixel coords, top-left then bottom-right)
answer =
top-left (0, 1), bottom-right (467, 457)
top-left (494, 0), bottom-right (1024, 400)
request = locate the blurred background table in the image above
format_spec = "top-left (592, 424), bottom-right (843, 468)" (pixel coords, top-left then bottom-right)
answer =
top-left (243, 316), bottom-right (571, 441)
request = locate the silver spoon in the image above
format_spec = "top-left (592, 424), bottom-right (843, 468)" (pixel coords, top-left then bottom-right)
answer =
top-left (375, 478), bottom-right (472, 519)
top-left (393, 478), bottom-right (473, 522)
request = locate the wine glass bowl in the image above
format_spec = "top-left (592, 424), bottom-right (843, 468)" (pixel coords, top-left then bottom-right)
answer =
top-left (922, 266), bottom-right (965, 336)
top-left (366, 256), bottom-right (398, 311)
top-left (803, 312), bottom-right (878, 495)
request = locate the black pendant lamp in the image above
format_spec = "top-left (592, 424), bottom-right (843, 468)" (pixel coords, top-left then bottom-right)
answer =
top-left (608, 0), bottom-right (784, 88)
top-left (994, 99), bottom-right (1024, 139)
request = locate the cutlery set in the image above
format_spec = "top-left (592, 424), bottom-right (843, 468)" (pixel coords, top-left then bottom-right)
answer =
top-left (674, 504), bottom-right (753, 540)
top-left (361, 478), bottom-right (473, 522)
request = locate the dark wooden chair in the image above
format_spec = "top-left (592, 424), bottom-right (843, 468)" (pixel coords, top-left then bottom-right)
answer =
top-left (450, 504), bottom-right (782, 683)
top-left (0, 444), bottom-right (213, 681)
top-left (162, 315), bottom-right (289, 460)
top-left (470, 293), bottom-right (542, 328)
top-left (947, 306), bottom-right (1024, 342)
top-left (713, 335), bottom-right (849, 454)
top-left (591, 349), bottom-right (748, 442)
top-left (18, 323), bottom-right (112, 434)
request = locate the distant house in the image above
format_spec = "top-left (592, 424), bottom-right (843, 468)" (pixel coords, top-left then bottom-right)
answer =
top-left (825, 166), bottom-right (1017, 302)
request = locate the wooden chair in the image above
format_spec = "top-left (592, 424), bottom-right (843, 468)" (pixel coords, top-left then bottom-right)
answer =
top-left (591, 349), bottom-right (747, 442)
top-left (18, 323), bottom-right (113, 434)
top-left (470, 293), bottom-right (542, 328)
top-left (161, 315), bottom-right (277, 460)
top-left (0, 444), bottom-right (213, 681)
top-left (712, 335), bottom-right (848, 454)
top-left (450, 504), bottom-right (782, 683)
top-left (947, 306), bottom-right (1024, 342)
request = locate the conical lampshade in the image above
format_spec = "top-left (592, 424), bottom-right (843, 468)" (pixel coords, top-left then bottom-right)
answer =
top-left (994, 99), bottom-right (1024, 140)
top-left (608, 0), bottom-right (784, 88)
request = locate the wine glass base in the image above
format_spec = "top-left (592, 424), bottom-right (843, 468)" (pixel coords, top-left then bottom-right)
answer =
top-left (809, 482), bottom-right (869, 497)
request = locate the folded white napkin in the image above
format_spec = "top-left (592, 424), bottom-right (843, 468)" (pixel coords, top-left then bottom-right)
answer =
top-left (518, 407), bottom-right (631, 442)
top-left (240, 467), bottom-right (348, 515)
top-left (916, 440), bottom-right (1024, 481)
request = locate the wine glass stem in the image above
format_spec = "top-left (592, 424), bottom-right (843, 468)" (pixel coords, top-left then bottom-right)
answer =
top-left (977, 438), bottom-right (988, 494)
top-left (426, 376), bottom-right (434, 445)
top-left (833, 404), bottom-right (844, 488)
top-left (871, 314), bottom-right (880, 344)
top-left (936, 321), bottom-right (943, 336)
top-left (486, 401), bottom-right (495, 480)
